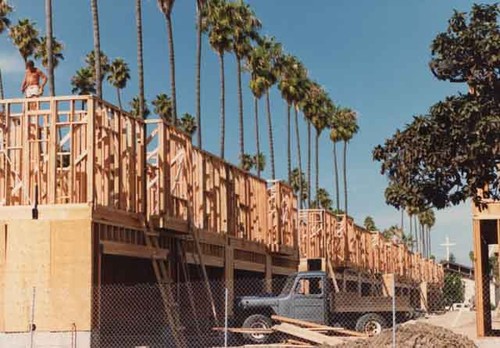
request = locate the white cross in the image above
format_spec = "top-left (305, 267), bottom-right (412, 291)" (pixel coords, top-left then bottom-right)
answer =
top-left (440, 235), bottom-right (456, 262)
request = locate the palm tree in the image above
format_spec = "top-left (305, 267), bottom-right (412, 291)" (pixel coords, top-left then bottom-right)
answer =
top-left (257, 36), bottom-right (282, 179)
top-left (315, 188), bottom-right (332, 211)
top-left (107, 58), bottom-right (130, 109)
top-left (0, 0), bottom-right (12, 105)
top-left (230, 0), bottom-right (261, 163)
top-left (253, 152), bottom-right (265, 174)
top-left (195, 0), bottom-right (206, 148)
top-left (157, 0), bottom-right (178, 121)
top-left (337, 107), bottom-right (359, 219)
top-left (240, 154), bottom-right (253, 171)
top-left (90, 0), bottom-right (102, 98)
top-left (152, 93), bottom-right (173, 123)
top-left (85, 50), bottom-right (110, 85)
top-left (0, 1), bottom-right (12, 34)
top-left (71, 67), bottom-right (96, 95)
top-left (202, 0), bottom-right (233, 159)
top-left (179, 113), bottom-right (197, 138)
top-left (9, 19), bottom-right (40, 62)
top-left (419, 208), bottom-right (435, 257)
top-left (329, 108), bottom-right (342, 211)
top-left (290, 168), bottom-right (308, 204)
top-left (45, 0), bottom-right (54, 96)
top-left (136, 0), bottom-right (145, 130)
top-left (34, 36), bottom-right (64, 69)
top-left (363, 216), bottom-right (377, 231)
top-left (130, 96), bottom-right (150, 119)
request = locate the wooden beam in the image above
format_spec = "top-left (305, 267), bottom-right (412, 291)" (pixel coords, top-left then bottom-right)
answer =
top-left (100, 240), bottom-right (168, 260)
top-left (272, 323), bottom-right (344, 346)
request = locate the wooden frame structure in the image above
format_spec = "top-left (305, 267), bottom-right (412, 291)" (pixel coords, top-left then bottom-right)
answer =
top-left (0, 95), bottom-right (299, 335)
top-left (298, 209), bottom-right (444, 286)
top-left (472, 201), bottom-right (500, 337)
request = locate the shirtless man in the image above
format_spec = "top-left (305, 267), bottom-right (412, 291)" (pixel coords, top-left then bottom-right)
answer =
top-left (21, 60), bottom-right (47, 98)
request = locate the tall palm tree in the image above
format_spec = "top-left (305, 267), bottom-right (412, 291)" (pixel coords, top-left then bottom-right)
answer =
top-left (257, 36), bottom-right (282, 179)
top-left (290, 168), bottom-right (308, 204)
top-left (135, 0), bottom-right (145, 127)
top-left (0, 0), bottom-right (12, 104)
top-left (195, 0), bottom-right (206, 148)
top-left (363, 216), bottom-right (377, 231)
top-left (158, 0), bottom-right (178, 122)
top-left (45, 0), bottom-right (54, 96)
top-left (229, 0), bottom-right (261, 163)
top-left (247, 44), bottom-right (266, 177)
top-left (71, 67), bottom-right (96, 95)
top-left (9, 19), bottom-right (40, 62)
top-left (202, 0), bottom-right (232, 159)
top-left (90, 0), bottom-right (102, 98)
top-left (179, 113), bottom-right (197, 138)
top-left (337, 107), bottom-right (358, 219)
top-left (419, 209), bottom-right (435, 257)
top-left (315, 188), bottom-right (332, 211)
top-left (152, 93), bottom-right (173, 123)
top-left (253, 152), bottom-right (265, 175)
top-left (0, 1), bottom-right (13, 34)
top-left (107, 58), bottom-right (130, 109)
top-left (329, 108), bottom-right (342, 211)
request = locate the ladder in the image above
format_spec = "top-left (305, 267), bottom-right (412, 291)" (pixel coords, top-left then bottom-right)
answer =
top-left (143, 226), bottom-right (187, 348)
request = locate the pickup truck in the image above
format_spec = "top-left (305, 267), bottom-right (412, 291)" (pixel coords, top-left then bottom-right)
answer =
top-left (235, 271), bottom-right (417, 343)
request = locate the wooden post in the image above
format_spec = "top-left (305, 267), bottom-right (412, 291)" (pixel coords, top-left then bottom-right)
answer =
top-left (225, 241), bottom-right (234, 316)
top-left (419, 281), bottom-right (428, 312)
top-left (382, 273), bottom-right (395, 297)
top-left (473, 219), bottom-right (491, 337)
top-left (265, 253), bottom-right (272, 293)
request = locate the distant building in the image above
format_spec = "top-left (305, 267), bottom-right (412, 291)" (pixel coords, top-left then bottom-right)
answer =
top-left (441, 261), bottom-right (498, 307)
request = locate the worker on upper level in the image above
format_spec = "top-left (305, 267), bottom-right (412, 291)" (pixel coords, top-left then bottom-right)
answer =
top-left (21, 60), bottom-right (47, 98)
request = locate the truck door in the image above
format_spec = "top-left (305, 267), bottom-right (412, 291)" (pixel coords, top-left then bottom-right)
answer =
top-left (292, 276), bottom-right (326, 324)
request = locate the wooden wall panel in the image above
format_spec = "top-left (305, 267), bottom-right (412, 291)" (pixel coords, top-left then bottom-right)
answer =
top-left (1, 218), bottom-right (92, 332)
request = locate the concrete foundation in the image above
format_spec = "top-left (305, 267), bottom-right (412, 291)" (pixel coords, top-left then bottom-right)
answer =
top-left (0, 331), bottom-right (91, 348)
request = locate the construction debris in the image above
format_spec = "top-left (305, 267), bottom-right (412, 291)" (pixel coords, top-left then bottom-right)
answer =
top-left (329, 322), bottom-right (478, 348)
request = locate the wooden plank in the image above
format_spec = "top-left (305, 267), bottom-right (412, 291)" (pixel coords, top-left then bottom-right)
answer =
top-left (272, 323), bottom-right (344, 346)
top-left (101, 240), bottom-right (168, 260)
top-left (271, 315), bottom-right (366, 338)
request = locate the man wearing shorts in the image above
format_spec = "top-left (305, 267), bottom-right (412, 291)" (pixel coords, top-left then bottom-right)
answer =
top-left (21, 60), bottom-right (47, 98)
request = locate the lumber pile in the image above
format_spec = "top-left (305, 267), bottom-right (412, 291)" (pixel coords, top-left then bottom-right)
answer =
top-left (214, 315), bottom-right (367, 347)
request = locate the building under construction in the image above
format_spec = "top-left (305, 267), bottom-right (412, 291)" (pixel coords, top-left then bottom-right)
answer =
top-left (0, 96), bottom-right (443, 345)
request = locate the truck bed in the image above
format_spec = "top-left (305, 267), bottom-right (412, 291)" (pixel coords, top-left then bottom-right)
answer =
top-left (332, 292), bottom-right (414, 313)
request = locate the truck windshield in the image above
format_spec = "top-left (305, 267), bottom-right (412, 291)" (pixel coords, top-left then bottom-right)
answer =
top-left (280, 274), bottom-right (296, 296)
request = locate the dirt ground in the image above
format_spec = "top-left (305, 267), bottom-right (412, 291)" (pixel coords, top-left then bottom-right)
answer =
top-left (330, 322), bottom-right (477, 348)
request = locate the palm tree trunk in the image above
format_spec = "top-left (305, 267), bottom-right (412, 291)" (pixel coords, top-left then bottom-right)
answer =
top-left (428, 228), bottom-right (432, 257)
top-left (266, 90), bottom-right (275, 179)
top-left (237, 57), bottom-right (244, 162)
top-left (254, 96), bottom-right (260, 178)
top-left (315, 129), bottom-right (319, 206)
top-left (45, 0), bottom-right (55, 96)
top-left (294, 107), bottom-right (303, 209)
top-left (333, 142), bottom-right (340, 211)
top-left (409, 213), bottom-right (413, 251)
top-left (287, 103), bottom-right (291, 183)
top-left (195, 2), bottom-right (202, 148)
top-left (307, 122), bottom-right (311, 207)
top-left (343, 140), bottom-right (348, 217)
top-left (166, 14), bottom-right (177, 122)
top-left (0, 68), bottom-right (4, 114)
top-left (116, 88), bottom-right (122, 110)
top-left (136, 0), bottom-right (146, 216)
top-left (219, 52), bottom-right (225, 159)
top-left (90, 0), bottom-right (102, 98)
top-left (400, 209), bottom-right (404, 233)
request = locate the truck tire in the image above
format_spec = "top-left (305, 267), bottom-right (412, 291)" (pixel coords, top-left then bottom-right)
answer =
top-left (242, 314), bottom-right (272, 344)
top-left (355, 313), bottom-right (386, 336)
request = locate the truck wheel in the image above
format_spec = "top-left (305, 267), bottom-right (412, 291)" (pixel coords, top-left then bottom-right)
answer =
top-left (242, 314), bottom-right (272, 344)
top-left (355, 313), bottom-right (386, 336)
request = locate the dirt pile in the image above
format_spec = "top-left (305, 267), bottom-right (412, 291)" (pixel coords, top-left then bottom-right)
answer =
top-left (330, 322), bottom-right (477, 348)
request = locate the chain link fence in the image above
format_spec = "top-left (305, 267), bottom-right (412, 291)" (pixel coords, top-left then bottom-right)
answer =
top-left (11, 272), bottom-right (500, 347)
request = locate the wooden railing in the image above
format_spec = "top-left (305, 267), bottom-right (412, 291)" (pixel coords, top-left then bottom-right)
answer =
top-left (298, 209), bottom-right (444, 285)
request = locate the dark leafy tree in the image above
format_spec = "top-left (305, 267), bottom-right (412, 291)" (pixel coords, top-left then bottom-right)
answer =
top-left (0, 0), bottom-right (13, 34)
top-left (442, 272), bottom-right (464, 307)
top-left (374, 4), bottom-right (500, 211)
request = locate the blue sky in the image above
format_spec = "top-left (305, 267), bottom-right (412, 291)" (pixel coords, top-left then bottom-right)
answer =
top-left (1, 0), bottom-right (489, 265)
